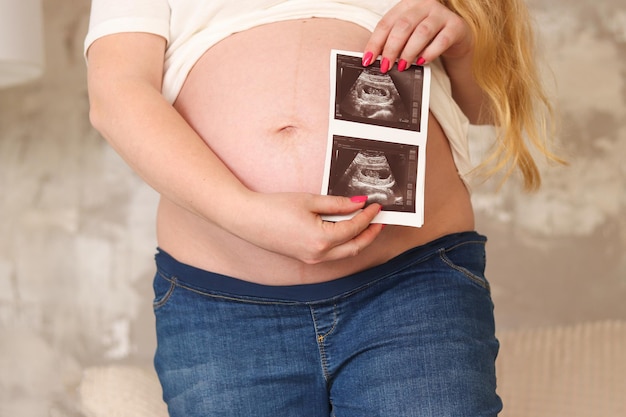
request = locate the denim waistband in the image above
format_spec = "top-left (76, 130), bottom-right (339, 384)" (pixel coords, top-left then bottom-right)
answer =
top-left (155, 231), bottom-right (486, 303)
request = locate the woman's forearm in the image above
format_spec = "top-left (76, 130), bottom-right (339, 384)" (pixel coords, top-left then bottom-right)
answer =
top-left (91, 82), bottom-right (253, 228)
top-left (87, 35), bottom-right (251, 231)
top-left (441, 52), bottom-right (491, 125)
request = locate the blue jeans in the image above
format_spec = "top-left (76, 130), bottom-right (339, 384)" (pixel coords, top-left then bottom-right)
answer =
top-left (153, 232), bottom-right (502, 417)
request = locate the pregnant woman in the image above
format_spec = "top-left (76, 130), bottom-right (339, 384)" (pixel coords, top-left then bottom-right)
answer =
top-left (85, 1), bottom-right (560, 416)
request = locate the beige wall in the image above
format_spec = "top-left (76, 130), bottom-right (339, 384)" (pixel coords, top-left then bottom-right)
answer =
top-left (0, 0), bottom-right (624, 415)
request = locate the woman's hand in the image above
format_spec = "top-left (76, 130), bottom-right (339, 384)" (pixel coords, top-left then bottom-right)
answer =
top-left (231, 192), bottom-right (384, 265)
top-left (363, 0), bottom-right (473, 72)
top-left (364, 0), bottom-right (489, 123)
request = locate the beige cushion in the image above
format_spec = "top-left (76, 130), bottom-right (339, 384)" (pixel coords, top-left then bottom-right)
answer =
top-left (80, 365), bottom-right (168, 417)
top-left (80, 320), bottom-right (626, 417)
top-left (496, 320), bottom-right (626, 417)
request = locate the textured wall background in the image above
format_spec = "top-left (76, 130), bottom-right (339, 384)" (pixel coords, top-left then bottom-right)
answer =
top-left (0, 0), bottom-right (624, 415)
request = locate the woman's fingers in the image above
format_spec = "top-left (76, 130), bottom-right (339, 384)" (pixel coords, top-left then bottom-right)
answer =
top-left (309, 194), bottom-right (371, 215)
top-left (396, 14), bottom-right (446, 65)
top-left (313, 202), bottom-right (384, 263)
top-left (410, 15), bottom-right (472, 63)
top-left (363, 5), bottom-right (411, 66)
top-left (305, 194), bottom-right (384, 263)
top-left (321, 220), bottom-right (385, 262)
top-left (242, 192), bottom-right (384, 264)
top-left (363, 0), bottom-right (471, 71)
top-left (373, 5), bottom-right (432, 66)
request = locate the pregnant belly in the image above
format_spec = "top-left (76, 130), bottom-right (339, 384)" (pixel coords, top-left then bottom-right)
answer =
top-left (174, 19), bottom-right (373, 193)
top-left (162, 18), bottom-right (475, 284)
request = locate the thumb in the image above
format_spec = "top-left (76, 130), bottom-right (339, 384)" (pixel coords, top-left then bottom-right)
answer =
top-left (311, 195), bottom-right (369, 215)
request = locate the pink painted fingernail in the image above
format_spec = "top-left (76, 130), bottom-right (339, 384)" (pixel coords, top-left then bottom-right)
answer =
top-left (380, 57), bottom-right (390, 73)
top-left (397, 59), bottom-right (407, 72)
top-left (416, 57), bottom-right (426, 66)
top-left (362, 51), bottom-right (373, 66)
top-left (350, 195), bottom-right (368, 203)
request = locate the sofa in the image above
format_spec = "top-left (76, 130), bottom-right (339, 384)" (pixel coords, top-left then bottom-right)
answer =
top-left (79, 320), bottom-right (626, 417)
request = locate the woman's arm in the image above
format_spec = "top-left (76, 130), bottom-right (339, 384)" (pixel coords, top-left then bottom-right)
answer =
top-left (363, 0), bottom-right (489, 124)
top-left (87, 33), bottom-right (250, 226)
top-left (87, 32), bottom-right (383, 264)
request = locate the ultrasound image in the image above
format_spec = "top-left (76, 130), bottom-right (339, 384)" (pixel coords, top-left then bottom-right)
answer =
top-left (339, 68), bottom-right (409, 122)
top-left (333, 150), bottom-right (404, 206)
top-left (327, 135), bottom-right (418, 213)
top-left (325, 52), bottom-right (426, 223)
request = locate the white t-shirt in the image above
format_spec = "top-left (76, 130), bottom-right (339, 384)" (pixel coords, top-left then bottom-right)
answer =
top-left (84, 0), bottom-right (481, 188)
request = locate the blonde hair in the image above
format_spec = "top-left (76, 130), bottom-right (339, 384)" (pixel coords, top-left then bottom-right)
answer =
top-left (442, 0), bottom-right (565, 191)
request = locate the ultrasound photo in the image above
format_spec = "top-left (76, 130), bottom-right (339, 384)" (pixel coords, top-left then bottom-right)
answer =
top-left (322, 50), bottom-right (430, 227)
top-left (327, 136), bottom-right (418, 213)
top-left (334, 53), bottom-right (424, 131)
